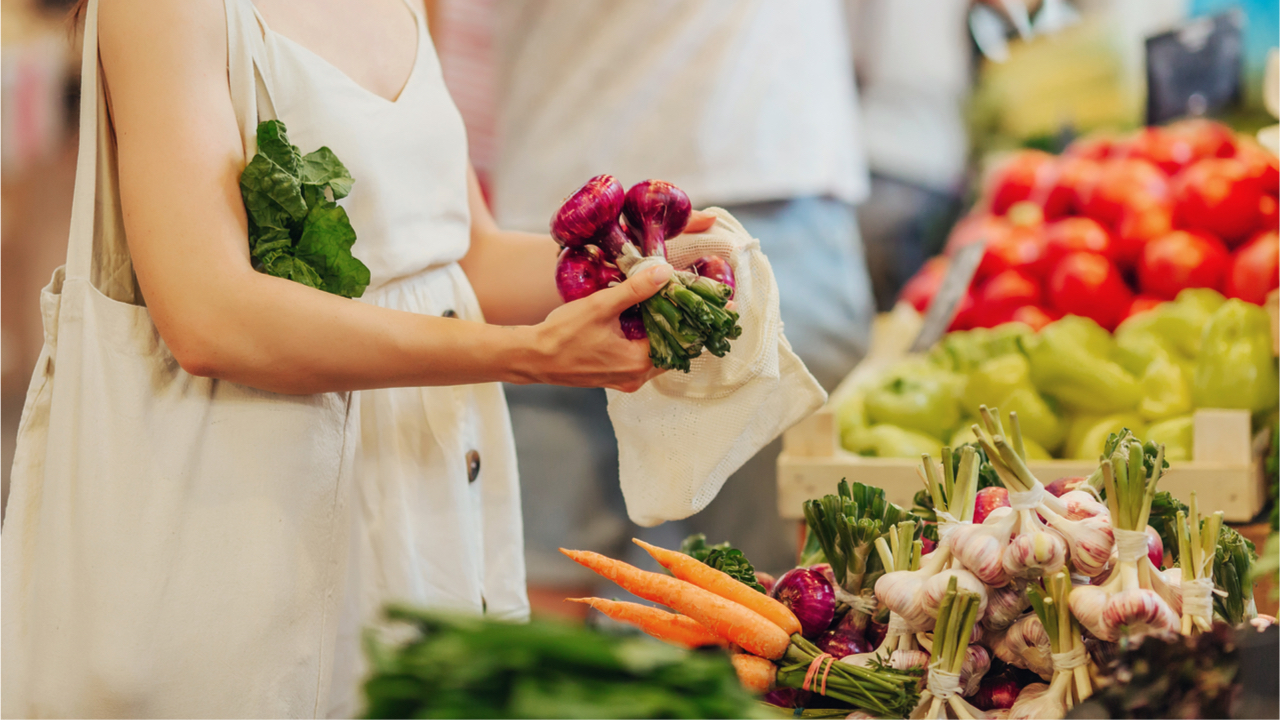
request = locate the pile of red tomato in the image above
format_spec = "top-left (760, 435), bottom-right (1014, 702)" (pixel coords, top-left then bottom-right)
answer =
top-left (900, 119), bottom-right (1280, 331)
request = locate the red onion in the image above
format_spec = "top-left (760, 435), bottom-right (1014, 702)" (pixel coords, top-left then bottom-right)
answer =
top-left (691, 256), bottom-right (735, 298)
top-left (762, 688), bottom-right (810, 709)
top-left (921, 535), bottom-right (938, 556)
top-left (554, 245), bottom-right (608, 302)
top-left (622, 180), bottom-right (691, 258)
top-left (755, 571), bottom-right (777, 594)
top-left (1044, 476), bottom-right (1086, 497)
top-left (866, 617), bottom-right (888, 648)
top-left (815, 613), bottom-right (872, 658)
top-left (771, 567), bottom-right (836, 638)
top-left (969, 673), bottom-right (1021, 710)
top-left (1145, 525), bottom-right (1164, 569)
top-left (973, 486), bottom-right (1011, 525)
top-left (550, 174), bottom-right (624, 248)
top-left (619, 306), bottom-right (646, 340)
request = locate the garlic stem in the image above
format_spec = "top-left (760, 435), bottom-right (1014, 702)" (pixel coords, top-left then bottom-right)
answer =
top-left (942, 446), bottom-right (955, 507)
top-left (1009, 411), bottom-right (1027, 461)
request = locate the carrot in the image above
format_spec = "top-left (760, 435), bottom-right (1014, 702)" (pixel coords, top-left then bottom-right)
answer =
top-left (632, 538), bottom-right (802, 636)
top-left (559, 548), bottom-right (791, 659)
top-left (730, 654), bottom-right (777, 694)
top-left (565, 597), bottom-right (724, 649)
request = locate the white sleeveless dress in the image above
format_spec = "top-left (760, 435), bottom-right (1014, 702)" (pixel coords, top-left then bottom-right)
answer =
top-left (3, 1), bottom-right (526, 717)
top-left (240, 1), bottom-right (530, 715)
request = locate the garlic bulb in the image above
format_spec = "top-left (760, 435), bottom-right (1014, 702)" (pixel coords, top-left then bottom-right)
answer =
top-left (959, 645), bottom-right (991, 696)
top-left (1060, 489), bottom-right (1107, 520)
top-left (1102, 588), bottom-right (1179, 639)
top-left (874, 570), bottom-right (932, 630)
top-left (1149, 562), bottom-right (1183, 616)
top-left (993, 613), bottom-right (1053, 679)
top-left (1008, 675), bottom-right (1070, 720)
top-left (1068, 583), bottom-right (1115, 641)
top-left (982, 580), bottom-right (1030, 631)
top-left (1001, 528), bottom-right (1066, 579)
top-left (1039, 505), bottom-right (1114, 577)
top-left (988, 710), bottom-right (1011, 720)
top-left (921, 568), bottom-right (989, 620)
top-left (888, 648), bottom-right (929, 671)
top-left (951, 509), bottom-right (1018, 587)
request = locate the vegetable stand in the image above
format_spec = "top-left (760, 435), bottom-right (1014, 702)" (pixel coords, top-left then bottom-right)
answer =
top-left (777, 304), bottom-right (1274, 523)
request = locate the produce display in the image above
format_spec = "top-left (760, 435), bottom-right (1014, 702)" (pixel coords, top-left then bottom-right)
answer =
top-left (551, 175), bottom-right (741, 372)
top-left (839, 289), bottom-right (1278, 461)
top-left (900, 120), bottom-right (1279, 330)
top-left (548, 406), bottom-right (1268, 719)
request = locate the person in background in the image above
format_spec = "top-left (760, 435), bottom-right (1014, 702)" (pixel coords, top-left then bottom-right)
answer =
top-left (490, 0), bottom-right (875, 603)
top-left (846, 0), bottom-right (975, 308)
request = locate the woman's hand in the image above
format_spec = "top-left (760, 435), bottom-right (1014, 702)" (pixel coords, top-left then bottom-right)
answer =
top-left (524, 265), bottom-right (673, 392)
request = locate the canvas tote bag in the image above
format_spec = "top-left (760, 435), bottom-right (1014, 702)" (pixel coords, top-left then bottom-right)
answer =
top-left (1, 1), bottom-right (357, 716)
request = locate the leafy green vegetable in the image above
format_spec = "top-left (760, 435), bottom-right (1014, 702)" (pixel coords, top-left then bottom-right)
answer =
top-left (1211, 526), bottom-right (1257, 625)
top-left (239, 120), bottom-right (369, 298)
top-left (1146, 491), bottom-right (1188, 564)
top-left (678, 534), bottom-right (766, 594)
top-left (802, 480), bottom-right (920, 598)
top-left (362, 605), bottom-right (767, 719)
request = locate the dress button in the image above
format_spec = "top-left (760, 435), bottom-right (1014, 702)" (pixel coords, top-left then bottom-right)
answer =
top-left (466, 449), bottom-right (481, 483)
top-left (442, 309), bottom-right (458, 318)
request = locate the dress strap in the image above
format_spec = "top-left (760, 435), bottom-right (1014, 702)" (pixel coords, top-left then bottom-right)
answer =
top-left (224, 0), bottom-right (278, 155)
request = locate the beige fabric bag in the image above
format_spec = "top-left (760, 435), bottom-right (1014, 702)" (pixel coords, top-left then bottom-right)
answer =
top-left (1, 1), bottom-right (356, 716)
top-left (607, 208), bottom-right (827, 527)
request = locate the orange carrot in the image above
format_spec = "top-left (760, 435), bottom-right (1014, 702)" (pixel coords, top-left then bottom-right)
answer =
top-left (633, 538), bottom-right (802, 636)
top-left (560, 548), bottom-right (791, 659)
top-left (730, 654), bottom-right (777, 694)
top-left (565, 597), bottom-right (724, 649)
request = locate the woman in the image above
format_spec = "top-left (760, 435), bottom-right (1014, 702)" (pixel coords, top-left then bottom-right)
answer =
top-left (1, 0), bottom-right (711, 716)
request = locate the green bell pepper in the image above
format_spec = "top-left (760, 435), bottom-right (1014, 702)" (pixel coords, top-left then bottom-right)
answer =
top-left (930, 323), bottom-right (1031, 373)
top-left (1146, 414), bottom-right (1194, 462)
top-left (863, 361), bottom-right (962, 440)
top-left (1116, 289), bottom-right (1225, 371)
top-left (1065, 413), bottom-right (1147, 460)
top-left (1021, 316), bottom-right (1142, 414)
top-left (847, 424), bottom-right (943, 459)
top-left (1137, 355), bottom-right (1193, 421)
top-left (1191, 299), bottom-right (1280, 413)
top-left (961, 353), bottom-right (1065, 452)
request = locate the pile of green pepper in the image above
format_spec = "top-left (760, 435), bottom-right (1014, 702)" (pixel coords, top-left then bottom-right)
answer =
top-left (839, 288), bottom-right (1278, 462)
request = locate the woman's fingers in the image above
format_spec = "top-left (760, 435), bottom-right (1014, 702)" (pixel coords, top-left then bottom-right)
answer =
top-left (682, 209), bottom-right (717, 234)
top-left (593, 264), bottom-right (671, 315)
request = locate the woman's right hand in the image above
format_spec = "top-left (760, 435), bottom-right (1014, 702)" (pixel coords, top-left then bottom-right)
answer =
top-left (524, 265), bottom-right (672, 392)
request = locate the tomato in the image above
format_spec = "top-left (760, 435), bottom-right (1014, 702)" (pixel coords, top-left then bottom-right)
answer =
top-left (1137, 230), bottom-right (1230, 300)
top-left (948, 288), bottom-right (982, 331)
top-left (898, 256), bottom-right (950, 313)
top-left (976, 225), bottom-right (1045, 281)
top-left (1224, 231), bottom-right (1279, 305)
top-left (1083, 158), bottom-right (1171, 229)
top-left (986, 150), bottom-right (1057, 215)
top-left (1065, 133), bottom-right (1124, 161)
top-left (1234, 140), bottom-right (1280, 196)
top-left (1040, 217), bottom-right (1114, 273)
top-left (1123, 295), bottom-right (1165, 320)
top-left (1113, 196), bottom-right (1175, 269)
top-left (1260, 195), bottom-right (1279, 232)
top-left (1047, 252), bottom-right (1133, 330)
top-left (1172, 158), bottom-right (1265, 246)
top-left (1163, 118), bottom-right (1237, 160)
top-left (977, 269), bottom-right (1042, 315)
top-left (1120, 126), bottom-right (1197, 176)
top-left (1010, 304), bottom-right (1059, 331)
top-left (945, 214), bottom-right (1012, 256)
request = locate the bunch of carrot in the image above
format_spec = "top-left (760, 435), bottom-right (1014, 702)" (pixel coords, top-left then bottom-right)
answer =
top-left (562, 540), bottom-right (923, 717)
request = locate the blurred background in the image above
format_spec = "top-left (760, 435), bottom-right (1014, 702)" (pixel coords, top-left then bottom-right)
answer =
top-left (2, 0), bottom-right (1276, 608)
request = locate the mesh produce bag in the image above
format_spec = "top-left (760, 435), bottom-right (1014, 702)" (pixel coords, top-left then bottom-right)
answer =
top-left (607, 207), bottom-right (827, 526)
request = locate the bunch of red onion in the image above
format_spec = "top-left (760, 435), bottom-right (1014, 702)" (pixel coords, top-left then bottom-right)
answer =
top-left (550, 175), bottom-right (741, 372)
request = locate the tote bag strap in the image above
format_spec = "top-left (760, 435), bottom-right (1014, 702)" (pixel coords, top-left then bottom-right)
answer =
top-left (65, 0), bottom-right (278, 283)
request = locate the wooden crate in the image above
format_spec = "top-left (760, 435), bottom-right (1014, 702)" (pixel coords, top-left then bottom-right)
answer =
top-left (775, 304), bottom-right (1270, 523)
top-left (777, 407), bottom-right (1264, 522)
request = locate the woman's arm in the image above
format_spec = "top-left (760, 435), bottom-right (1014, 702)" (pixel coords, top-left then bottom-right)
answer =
top-left (99, 0), bottom-right (662, 395)
top-left (458, 166), bottom-right (563, 326)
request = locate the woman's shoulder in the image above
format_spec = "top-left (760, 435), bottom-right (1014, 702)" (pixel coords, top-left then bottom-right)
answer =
top-left (98, 0), bottom-right (229, 93)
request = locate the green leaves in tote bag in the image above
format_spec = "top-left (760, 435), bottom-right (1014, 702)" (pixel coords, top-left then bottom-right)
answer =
top-left (239, 120), bottom-right (370, 298)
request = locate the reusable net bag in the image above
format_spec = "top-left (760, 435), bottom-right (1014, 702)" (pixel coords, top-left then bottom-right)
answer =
top-left (607, 207), bottom-right (827, 526)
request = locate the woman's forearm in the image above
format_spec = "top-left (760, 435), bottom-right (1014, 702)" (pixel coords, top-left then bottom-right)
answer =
top-left (172, 265), bottom-right (544, 394)
top-left (460, 227), bottom-right (562, 326)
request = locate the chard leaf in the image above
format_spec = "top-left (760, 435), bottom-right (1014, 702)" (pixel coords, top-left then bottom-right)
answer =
top-left (301, 146), bottom-right (354, 199)
top-left (256, 119), bottom-right (302, 177)
top-left (261, 253), bottom-right (324, 290)
top-left (296, 202), bottom-right (371, 298)
top-left (240, 153), bottom-right (307, 225)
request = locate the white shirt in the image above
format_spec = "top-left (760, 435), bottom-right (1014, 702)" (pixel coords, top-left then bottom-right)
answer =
top-left (492, 0), bottom-right (869, 232)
